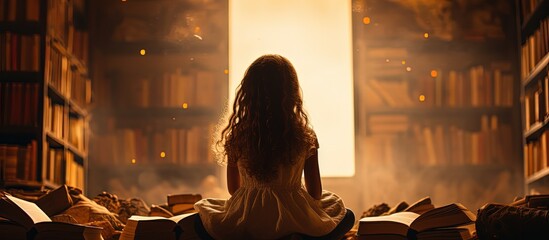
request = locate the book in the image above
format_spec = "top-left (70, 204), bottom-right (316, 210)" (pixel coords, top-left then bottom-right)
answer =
top-left (34, 184), bottom-right (73, 217)
top-left (358, 203), bottom-right (476, 240)
top-left (149, 204), bottom-right (174, 218)
top-left (403, 196), bottom-right (435, 215)
top-left (167, 194), bottom-right (202, 215)
top-left (511, 194), bottom-right (549, 209)
top-left (119, 212), bottom-right (199, 240)
top-left (0, 194), bottom-right (103, 240)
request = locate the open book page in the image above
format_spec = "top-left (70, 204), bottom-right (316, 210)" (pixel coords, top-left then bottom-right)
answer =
top-left (358, 211), bottom-right (420, 235)
top-left (415, 223), bottom-right (476, 240)
top-left (410, 203), bottom-right (476, 233)
top-left (128, 215), bottom-right (176, 222)
top-left (404, 196), bottom-right (435, 214)
top-left (169, 212), bottom-right (196, 222)
top-left (4, 195), bottom-right (51, 227)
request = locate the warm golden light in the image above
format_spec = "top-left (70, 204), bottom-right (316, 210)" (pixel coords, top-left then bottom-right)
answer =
top-left (362, 17), bottom-right (371, 25)
top-left (423, 32), bottom-right (429, 38)
top-left (385, 59), bottom-right (390, 63)
top-left (419, 94), bottom-right (426, 102)
top-left (139, 49), bottom-right (146, 55)
top-left (430, 70), bottom-right (438, 78)
top-left (160, 152), bottom-right (166, 158)
top-left (406, 67), bottom-right (412, 72)
top-left (229, 0), bottom-right (355, 177)
top-left (194, 26), bottom-right (201, 33)
top-left (182, 103), bottom-right (188, 109)
top-left (224, 69), bottom-right (229, 74)
top-left (401, 60), bottom-right (406, 65)
top-left (131, 158), bottom-right (136, 164)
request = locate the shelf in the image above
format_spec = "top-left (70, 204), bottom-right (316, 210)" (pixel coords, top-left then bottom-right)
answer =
top-left (0, 126), bottom-right (40, 144)
top-left (526, 167), bottom-right (549, 185)
top-left (102, 51), bottom-right (224, 75)
top-left (522, 53), bottom-right (549, 88)
top-left (0, 179), bottom-right (44, 189)
top-left (69, 100), bottom-right (88, 117)
top-left (50, 37), bottom-right (88, 75)
top-left (90, 162), bottom-right (220, 188)
top-left (47, 84), bottom-right (66, 104)
top-left (67, 145), bottom-right (87, 161)
top-left (93, 162), bottom-right (221, 177)
top-left (524, 120), bottom-right (547, 141)
top-left (0, 179), bottom-right (61, 190)
top-left (46, 132), bottom-right (86, 159)
top-left (363, 162), bottom-right (518, 180)
top-left (0, 126), bottom-right (39, 135)
top-left (521, 0), bottom-right (549, 42)
top-left (46, 131), bottom-right (65, 148)
top-left (364, 38), bottom-right (512, 55)
top-left (366, 106), bottom-right (514, 117)
top-left (0, 72), bottom-right (42, 82)
top-left (95, 106), bottom-right (219, 129)
top-left (0, 21), bottom-right (43, 34)
top-left (47, 84), bottom-right (88, 117)
top-left (105, 40), bottom-right (220, 56)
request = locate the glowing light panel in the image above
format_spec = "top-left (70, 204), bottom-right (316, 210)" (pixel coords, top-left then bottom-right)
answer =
top-left (229, 0), bottom-right (355, 176)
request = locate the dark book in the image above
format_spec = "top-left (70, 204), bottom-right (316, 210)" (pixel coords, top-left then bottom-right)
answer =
top-left (35, 184), bottom-right (73, 217)
top-left (167, 194), bottom-right (201, 215)
top-left (119, 212), bottom-right (199, 240)
top-left (511, 194), bottom-right (549, 209)
top-left (358, 203), bottom-right (476, 240)
top-left (403, 196), bottom-right (435, 215)
top-left (0, 194), bottom-right (103, 240)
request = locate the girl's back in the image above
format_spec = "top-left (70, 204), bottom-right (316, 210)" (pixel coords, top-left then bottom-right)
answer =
top-left (193, 54), bottom-right (351, 239)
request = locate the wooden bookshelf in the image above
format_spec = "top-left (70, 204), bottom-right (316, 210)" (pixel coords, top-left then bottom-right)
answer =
top-left (87, 0), bottom-right (228, 198)
top-left (354, 0), bottom-right (523, 210)
top-left (517, 0), bottom-right (549, 193)
top-left (0, 0), bottom-right (91, 192)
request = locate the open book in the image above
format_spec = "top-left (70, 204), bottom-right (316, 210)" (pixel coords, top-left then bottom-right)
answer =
top-left (167, 193), bottom-right (202, 215)
top-left (119, 212), bottom-right (199, 240)
top-left (358, 203), bottom-right (476, 240)
top-left (0, 194), bottom-right (103, 240)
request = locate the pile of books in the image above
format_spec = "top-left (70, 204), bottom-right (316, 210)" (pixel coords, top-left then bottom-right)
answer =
top-left (0, 186), bottom-right (204, 240)
top-left (356, 196), bottom-right (477, 240)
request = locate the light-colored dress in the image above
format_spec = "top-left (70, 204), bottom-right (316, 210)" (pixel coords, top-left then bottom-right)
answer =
top-left (194, 141), bottom-right (347, 239)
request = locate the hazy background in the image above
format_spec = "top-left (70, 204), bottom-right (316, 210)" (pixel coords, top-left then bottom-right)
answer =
top-left (87, 0), bottom-right (523, 214)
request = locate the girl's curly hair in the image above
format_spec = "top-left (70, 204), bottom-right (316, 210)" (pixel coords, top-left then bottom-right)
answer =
top-left (215, 54), bottom-right (316, 182)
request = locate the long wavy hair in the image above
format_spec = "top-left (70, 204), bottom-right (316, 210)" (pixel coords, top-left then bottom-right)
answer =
top-left (215, 54), bottom-right (316, 181)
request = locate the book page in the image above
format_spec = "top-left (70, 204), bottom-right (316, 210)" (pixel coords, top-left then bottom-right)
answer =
top-left (360, 212), bottom-right (419, 225)
top-left (358, 212), bottom-right (420, 235)
top-left (6, 195), bottom-right (51, 224)
top-left (411, 203), bottom-right (476, 232)
top-left (169, 212), bottom-right (196, 223)
top-left (129, 215), bottom-right (175, 223)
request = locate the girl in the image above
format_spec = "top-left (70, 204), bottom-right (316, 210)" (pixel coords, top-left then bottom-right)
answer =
top-left (194, 54), bottom-right (354, 239)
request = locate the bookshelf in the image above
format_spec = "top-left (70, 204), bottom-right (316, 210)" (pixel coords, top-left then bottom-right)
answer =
top-left (0, 0), bottom-right (91, 191)
top-left (517, 0), bottom-right (549, 193)
top-left (353, 0), bottom-right (523, 210)
top-left (87, 0), bottom-right (228, 201)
